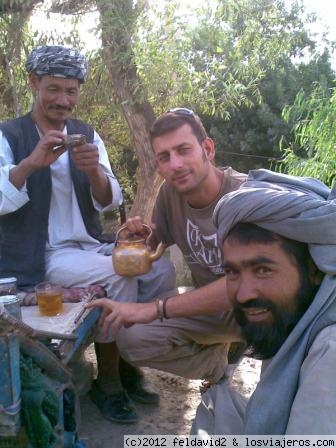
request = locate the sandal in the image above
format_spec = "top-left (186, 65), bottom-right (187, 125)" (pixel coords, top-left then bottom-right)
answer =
top-left (89, 381), bottom-right (138, 424)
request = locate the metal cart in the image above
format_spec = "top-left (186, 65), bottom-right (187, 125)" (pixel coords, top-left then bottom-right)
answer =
top-left (0, 300), bottom-right (101, 448)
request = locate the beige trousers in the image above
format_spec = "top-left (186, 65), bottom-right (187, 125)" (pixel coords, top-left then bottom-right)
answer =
top-left (116, 310), bottom-right (243, 382)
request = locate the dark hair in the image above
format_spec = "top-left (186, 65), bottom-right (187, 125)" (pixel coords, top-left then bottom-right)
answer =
top-left (149, 109), bottom-right (208, 145)
top-left (226, 222), bottom-right (311, 272)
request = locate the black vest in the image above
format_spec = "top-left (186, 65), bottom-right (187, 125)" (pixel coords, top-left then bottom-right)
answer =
top-left (0, 113), bottom-right (103, 288)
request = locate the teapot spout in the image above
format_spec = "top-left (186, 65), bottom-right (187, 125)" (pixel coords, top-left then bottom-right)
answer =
top-left (149, 242), bottom-right (167, 262)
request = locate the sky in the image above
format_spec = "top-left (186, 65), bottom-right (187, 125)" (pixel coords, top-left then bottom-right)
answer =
top-left (302, 0), bottom-right (336, 41)
top-left (29, 1), bottom-right (336, 50)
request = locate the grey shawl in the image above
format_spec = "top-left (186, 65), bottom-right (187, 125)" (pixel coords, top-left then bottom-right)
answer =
top-left (213, 169), bottom-right (336, 434)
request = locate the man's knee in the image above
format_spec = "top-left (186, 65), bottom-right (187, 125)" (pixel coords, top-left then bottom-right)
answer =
top-left (108, 275), bottom-right (138, 301)
top-left (115, 325), bottom-right (146, 362)
top-left (116, 322), bottom-right (173, 364)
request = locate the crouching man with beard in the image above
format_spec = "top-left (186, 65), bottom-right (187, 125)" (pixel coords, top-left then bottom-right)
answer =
top-left (192, 169), bottom-right (336, 435)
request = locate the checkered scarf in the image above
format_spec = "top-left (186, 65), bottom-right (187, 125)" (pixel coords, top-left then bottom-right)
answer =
top-left (26, 45), bottom-right (88, 83)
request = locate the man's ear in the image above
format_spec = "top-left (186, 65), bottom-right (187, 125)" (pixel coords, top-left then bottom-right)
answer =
top-left (308, 259), bottom-right (323, 286)
top-left (202, 137), bottom-right (215, 161)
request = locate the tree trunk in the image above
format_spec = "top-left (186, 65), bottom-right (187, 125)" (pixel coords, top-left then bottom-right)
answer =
top-left (0, 0), bottom-right (41, 14)
top-left (0, 51), bottom-right (15, 113)
top-left (96, 0), bottom-right (161, 222)
top-left (0, 8), bottom-right (35, 116)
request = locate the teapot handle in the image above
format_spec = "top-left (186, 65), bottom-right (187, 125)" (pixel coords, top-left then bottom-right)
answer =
top-left (115, 223), bottom-right (153, 244)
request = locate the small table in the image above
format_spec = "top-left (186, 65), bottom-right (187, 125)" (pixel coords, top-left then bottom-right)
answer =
top-left (21, 302), bottom-right (100, 363)
top-left (0, 302), bottom-right (101, 447)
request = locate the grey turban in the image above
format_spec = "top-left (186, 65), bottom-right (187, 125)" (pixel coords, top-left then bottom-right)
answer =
top-left (26, 45), bottom-right (88, 83)
top-left (213, 169), bottom-right (336, 275)
top-left (212, 169), bottom-right (336, 434)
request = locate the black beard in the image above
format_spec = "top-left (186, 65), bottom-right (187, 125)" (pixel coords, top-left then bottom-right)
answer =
top-left (234, 279), bottom-right (318, 360)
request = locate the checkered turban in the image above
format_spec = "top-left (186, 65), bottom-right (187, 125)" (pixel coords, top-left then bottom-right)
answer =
top-left (26, 45), bottom-right (88, 83)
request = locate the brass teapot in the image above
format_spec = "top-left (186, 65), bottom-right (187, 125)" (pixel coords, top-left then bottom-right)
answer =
top-left (112, 224), bottom-right (166, 276)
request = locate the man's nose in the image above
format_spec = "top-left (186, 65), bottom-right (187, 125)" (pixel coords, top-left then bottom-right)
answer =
top-left (169, 153), bottom-right (183, 170)
top-left (55, 93), bottom-right (71, 107)
top-left (235, 277), bottom-right (259, 304)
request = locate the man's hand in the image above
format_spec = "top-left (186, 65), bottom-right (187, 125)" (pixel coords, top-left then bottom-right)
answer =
top-left (27, 130), bottom-right (66, 164)
top-left (123, 216), bottom-right (149, 236)
top-left (9, 130), bottom-right (67, 189)
top-left (27, 130), bottom-right (68, 168)
top-left (70, 141), bottom-right (112, 206)
top-left (71, 142), bottom-right (100, 177)
top-left (85, 299), bottom-right (158, 336)
top-left (119, 216), bottom-right (157, 245)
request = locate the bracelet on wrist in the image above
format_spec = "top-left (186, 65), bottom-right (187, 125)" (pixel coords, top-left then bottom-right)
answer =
top-left (155, 298), bottom-right (164, 322)
top-left (155, 297), bottom-right (170, 321)
top-left (162, 296), bottom-right (170, 319)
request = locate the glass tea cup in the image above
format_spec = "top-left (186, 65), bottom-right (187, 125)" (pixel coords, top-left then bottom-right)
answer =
top-left (35, 282), bottom-right (63, 316)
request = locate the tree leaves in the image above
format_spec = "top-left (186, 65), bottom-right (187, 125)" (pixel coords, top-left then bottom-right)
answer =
top-left (0, 0), bottom-right (41, 14)
top-left (279, 84), bottom-right (336, 186)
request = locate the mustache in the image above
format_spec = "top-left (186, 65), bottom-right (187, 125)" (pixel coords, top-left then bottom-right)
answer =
top-left (48, 105), bottom-right (72, 112)
top-left (234, 298), bottom-right (274, 311)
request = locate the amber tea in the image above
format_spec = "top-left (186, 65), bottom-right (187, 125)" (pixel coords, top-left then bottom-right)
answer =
top-left (35, 282), bottom-right (63, 316)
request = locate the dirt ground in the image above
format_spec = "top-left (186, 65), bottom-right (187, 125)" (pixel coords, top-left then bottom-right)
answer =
top-left (79, 350), bottom-right (261, 448)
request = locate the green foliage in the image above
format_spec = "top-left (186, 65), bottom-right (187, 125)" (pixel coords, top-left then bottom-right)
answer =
top-left (132, 0), bottom-right (335, 173)
top-left (0, 0), bottom-right (41, 13)
top-left (211, 49), bottom-right (335, 173)
top-left (134, 0), bottom-right (266, 117)
top-left (77, 56), bottom-right (138, 201)
top-left (0, 12), bottom-right (34, 119)
top-left (1, 0), bottom-right (335, 195)
top-left (278, 83), bottom-right (336, 187)
top-left (133, 2), bottom-right (191, 112)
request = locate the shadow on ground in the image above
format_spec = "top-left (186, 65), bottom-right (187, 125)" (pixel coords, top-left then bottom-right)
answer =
top-left (79, 367), bottom-right (202, 448)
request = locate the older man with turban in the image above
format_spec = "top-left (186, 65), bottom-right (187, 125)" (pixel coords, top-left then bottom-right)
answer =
top-left (192, 169), bottom-right (336, 435)
top-left (0, 45), bottom-right (175, 423)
